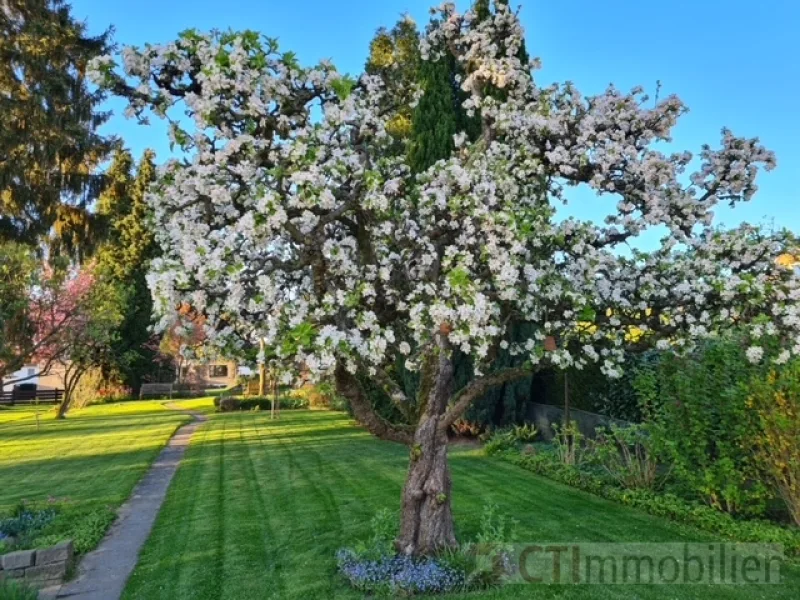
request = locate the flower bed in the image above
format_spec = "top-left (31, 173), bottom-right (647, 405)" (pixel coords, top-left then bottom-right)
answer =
top-left (491, 448), bottom-right (800, 557)
top-left (336, 549), bottom-right (465, 595)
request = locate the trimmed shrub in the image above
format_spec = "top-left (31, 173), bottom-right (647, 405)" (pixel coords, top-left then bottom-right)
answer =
top-left (213, 395), bottom-right (309, 412)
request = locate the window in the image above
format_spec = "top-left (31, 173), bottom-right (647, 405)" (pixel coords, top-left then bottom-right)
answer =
top-left (209, 364), bottom-right (229, 378)
top-left (27, 368), bottom-right (36, 376)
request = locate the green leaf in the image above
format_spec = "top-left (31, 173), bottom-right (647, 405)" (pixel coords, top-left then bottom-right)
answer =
top-left (447, 267), bottom-right (470, 291)
top-left (215, 49), bottom-right (230, 68)
top-left (331, 76), bottom-right (356, 101)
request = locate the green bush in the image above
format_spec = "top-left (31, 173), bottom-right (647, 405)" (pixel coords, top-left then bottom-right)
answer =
top-left (67, 506), bottom-right (116, 554)
top-left (213, 395), bottom-right (309, 412)
top-left (0, 503), bottom-right (56, 539)
top-left (293, 381), bottom-right (348, 410)
top-left (483, 423), bottom-right (538, 455)
top-left (351, 507), bottom-right (396, 561)
top-left (6, 503), bottom-right (116, 555)
top-left (589, 423), bottom-right (669, 490)
top-left (493, 448), bottom-right (800, 557)
top-left (0, 580), bottom-right (38, 600)
top-left (635, 338), bottom-right (770, 516)
top-left (439, 504), bottom-right (519, 590)
top-left (748, 362), bottom-right (800, 527)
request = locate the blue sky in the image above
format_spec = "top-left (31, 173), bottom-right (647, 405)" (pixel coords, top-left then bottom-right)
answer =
top-left (71, 0), bottom-right (800, 239)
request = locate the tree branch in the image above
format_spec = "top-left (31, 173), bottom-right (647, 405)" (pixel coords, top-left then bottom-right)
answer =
top-left (439, 366), bottom-right (535, 432)
top-left (334, 364), bottom-right (413, 445)
top-left (371, 365), bottom-right (411, 414)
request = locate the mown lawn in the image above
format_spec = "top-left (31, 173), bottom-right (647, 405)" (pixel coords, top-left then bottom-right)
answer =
top-left (0, 401), bottom-right (189, 552)
top-left (124, 407), bottom-right (800, 599)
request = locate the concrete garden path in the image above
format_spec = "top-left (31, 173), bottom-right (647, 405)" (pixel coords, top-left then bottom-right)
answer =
top-left (45, 405), bottom-right (207, 600)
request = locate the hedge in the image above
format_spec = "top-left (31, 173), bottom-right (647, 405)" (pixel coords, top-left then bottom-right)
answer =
top-left (212, 395), bottom-right (309, 412)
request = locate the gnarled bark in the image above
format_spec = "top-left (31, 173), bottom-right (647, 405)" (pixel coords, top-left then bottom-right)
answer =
top-left (336, 339), bottom-right (535, 556)
top-left (396, 334), bottom-right (457, 555)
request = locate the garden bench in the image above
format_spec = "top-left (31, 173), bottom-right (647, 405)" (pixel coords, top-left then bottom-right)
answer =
top-left (139, 383), bottom-right (174, 399)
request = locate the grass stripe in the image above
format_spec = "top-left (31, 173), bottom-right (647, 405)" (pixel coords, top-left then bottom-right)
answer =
top-left (122, 407), bottom-right (800, 600)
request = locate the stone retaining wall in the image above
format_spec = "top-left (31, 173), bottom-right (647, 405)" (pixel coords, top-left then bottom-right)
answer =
top-left (0, 540), bottom-right (73, 588)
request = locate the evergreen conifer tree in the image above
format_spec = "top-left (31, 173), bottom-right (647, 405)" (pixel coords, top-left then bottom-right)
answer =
top-left (95, 149), bottom-right (158, 389)
top-left (0, 0), bottom-right (115, 258)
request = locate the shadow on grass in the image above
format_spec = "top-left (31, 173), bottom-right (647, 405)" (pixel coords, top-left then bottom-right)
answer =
top-left (0, 411), bottom-right (187, 437)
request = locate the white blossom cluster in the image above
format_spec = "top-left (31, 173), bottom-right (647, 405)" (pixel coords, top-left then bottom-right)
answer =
top-left (89, 4), bottom-right (799, 380)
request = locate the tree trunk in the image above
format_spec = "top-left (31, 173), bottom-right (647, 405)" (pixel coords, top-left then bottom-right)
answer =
top-left (56, 366), bottom-right (84, 419)
top-left (396, 334), bottom-right (458, 556)
top-left (259, 340), bottom-right (267, 396)
top-left (271, 375), bottom-right (277, 420)
top-left (56, 391), bottom-right (71, 419)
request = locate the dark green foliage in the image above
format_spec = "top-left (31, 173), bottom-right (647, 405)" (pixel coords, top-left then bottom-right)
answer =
top-left (357, 368), bottom-right (413, 424)
top-left (0, 242), bottom-right (37, 381)
top-left (473, 0), bottom-right (491, 21)
top-left (408, 56), bottom-right (458, 173)
top-left (535, 352), bottom-right (660, 422)
top-left (0, 580), bottom-right (39, 600)
top-left (636, 338), bottom-right (770, 517)
top-left (95, 150), bottom-right (159, 391)
top-left (461, 324), bottom-right (537, 428)
top-left (0, 0), bottom-right (116, 258)
top-left (213, 395), bottom-right (309, 412)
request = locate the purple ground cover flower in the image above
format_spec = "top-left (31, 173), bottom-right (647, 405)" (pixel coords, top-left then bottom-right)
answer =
top-left (336, 548), bottom-right (465, 595)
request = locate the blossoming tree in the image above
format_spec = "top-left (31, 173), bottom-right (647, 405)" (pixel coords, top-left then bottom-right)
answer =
top-left (91, 3), bottom-right (800, 555)
top-left (27, 266), bottom-right (125, 418)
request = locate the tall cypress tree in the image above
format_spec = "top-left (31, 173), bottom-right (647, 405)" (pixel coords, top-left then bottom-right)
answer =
top-left (408, 56), bottom-right (458, 173)
top-left (362, 2), bottom-right (537, 426)
top-left (0, 0), bottom-right (115, 258)
top-left (470, 0), bottom-right (536, 426)
top-left (95, 149), bottom-right (158, 390)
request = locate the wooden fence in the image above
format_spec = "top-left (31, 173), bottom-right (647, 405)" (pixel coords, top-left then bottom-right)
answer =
top-left (0, 389), bottom-right (64, 405)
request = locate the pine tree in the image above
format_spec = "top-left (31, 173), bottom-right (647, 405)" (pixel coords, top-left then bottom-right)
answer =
top-left (0, 0), bottom-right (115, 258)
